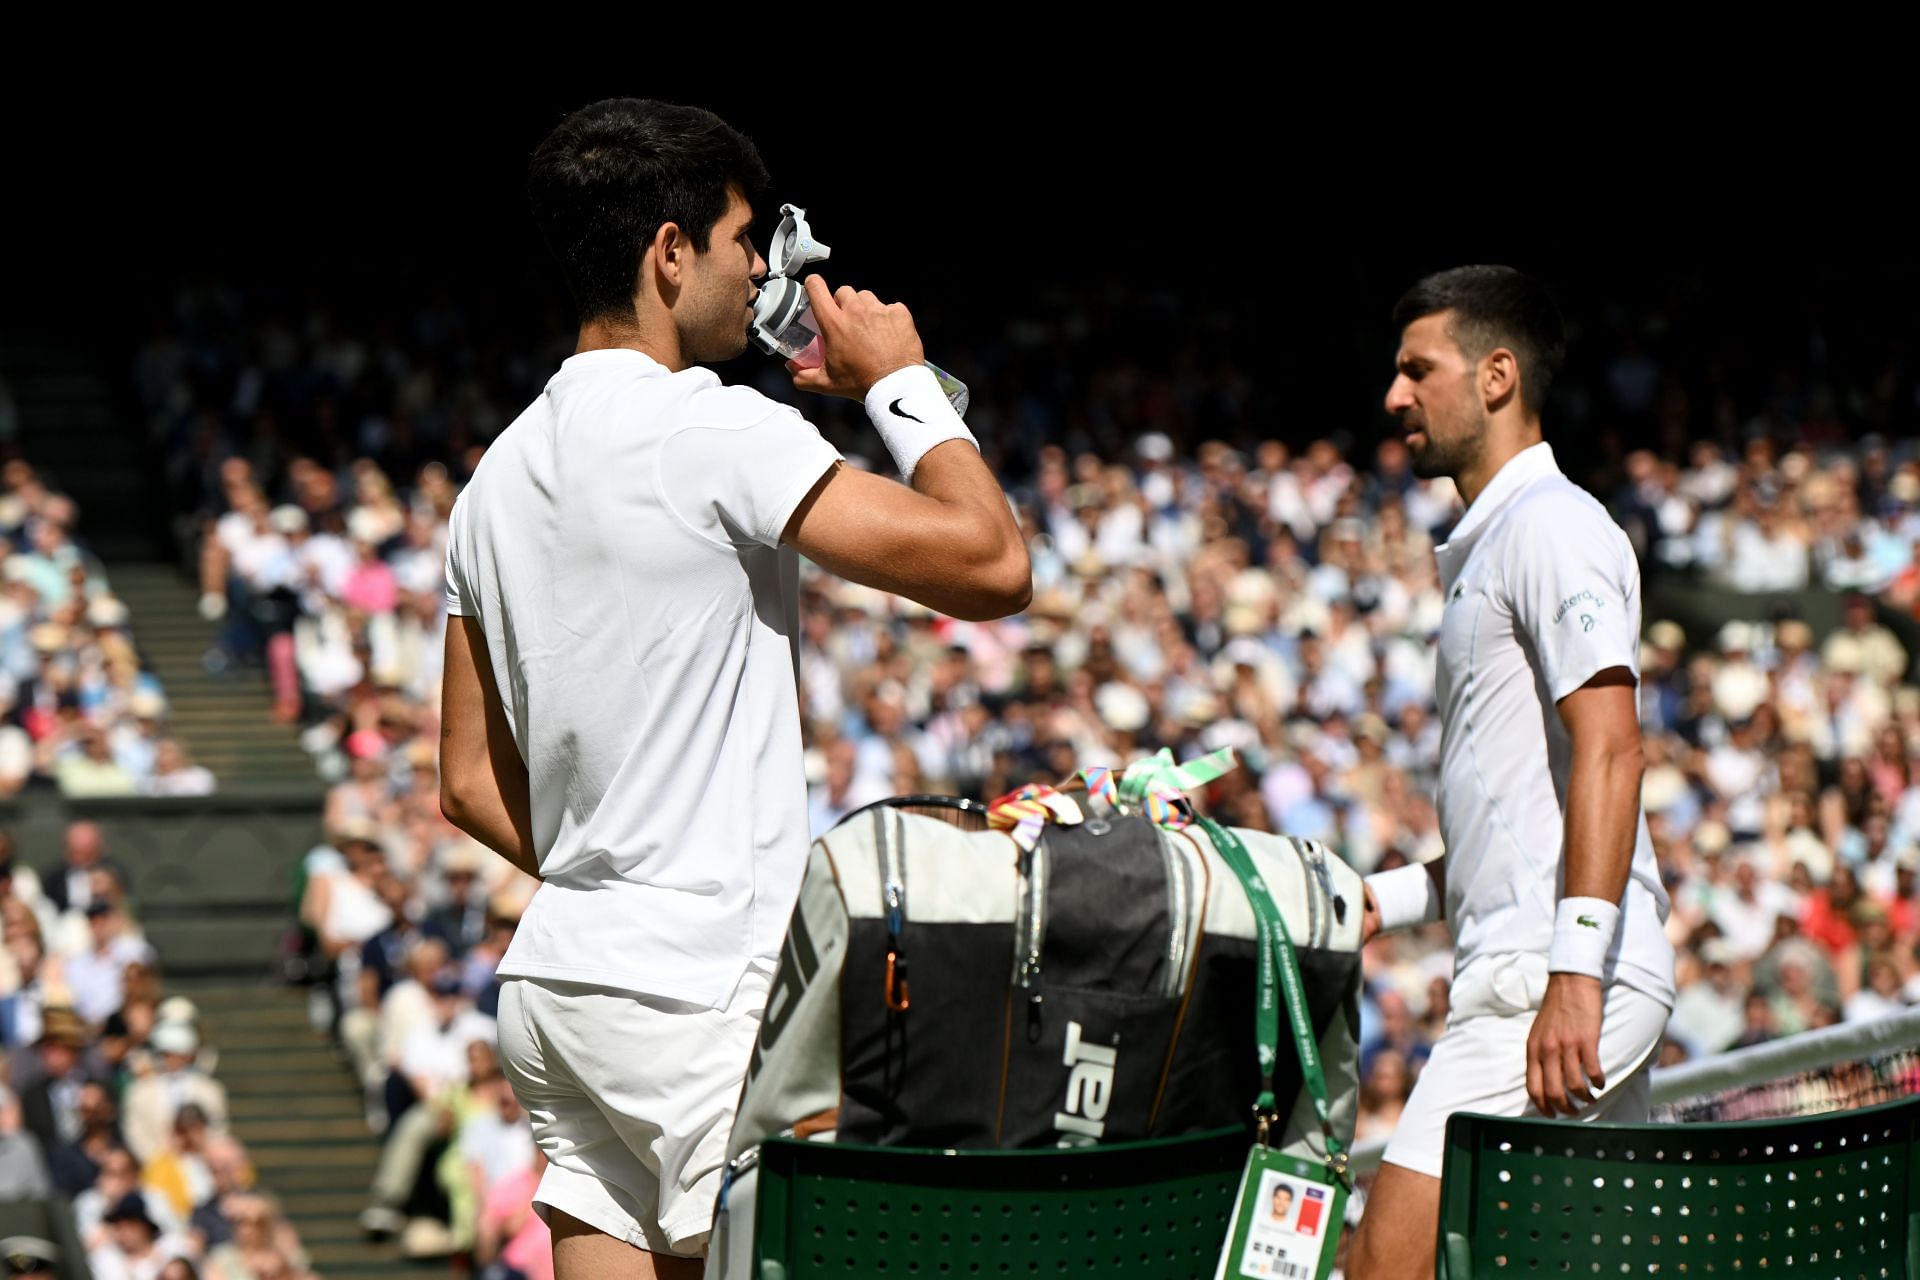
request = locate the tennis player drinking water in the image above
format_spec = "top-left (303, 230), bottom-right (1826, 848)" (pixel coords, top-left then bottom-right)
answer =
top-left (436, 98), bottom-right (1029, 1279)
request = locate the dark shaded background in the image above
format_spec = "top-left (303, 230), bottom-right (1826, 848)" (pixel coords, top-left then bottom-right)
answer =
top-left (4, 74), bottom-right (1914, 486)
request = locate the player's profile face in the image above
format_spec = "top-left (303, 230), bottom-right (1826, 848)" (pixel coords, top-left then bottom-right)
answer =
top-left (1386, 310), bottom-right (1485, 481)
top-left (681, 186), bottom-right (768, 363)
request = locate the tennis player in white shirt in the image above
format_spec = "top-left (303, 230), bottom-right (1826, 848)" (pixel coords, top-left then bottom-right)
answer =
top-left (436, 99), bottom-right (1029, 1279)
top-left (1347, 267), bottom-right (1676, 1278)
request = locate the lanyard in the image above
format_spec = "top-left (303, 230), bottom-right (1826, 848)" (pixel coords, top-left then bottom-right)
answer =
top-left (1197, 817), bottom-right (1347, 1181)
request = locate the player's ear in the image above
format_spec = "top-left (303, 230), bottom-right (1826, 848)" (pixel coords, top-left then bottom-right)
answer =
top-left (651, 220), bottom-right (688, 288)
top-left (1482, 346), bottom-right (1520, 412)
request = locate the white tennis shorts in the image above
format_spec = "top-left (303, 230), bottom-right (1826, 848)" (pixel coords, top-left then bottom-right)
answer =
top-left (497, 962), bottom-right (772, 1256)
top-left (1381, 952), bottom-right (1670, 1180)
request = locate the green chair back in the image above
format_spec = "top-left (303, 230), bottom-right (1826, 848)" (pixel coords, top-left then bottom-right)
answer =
top-left (751, 1126), bottom-right (1249, 1278)
top-left (1436, 1095), bottom-right (1920, 1278)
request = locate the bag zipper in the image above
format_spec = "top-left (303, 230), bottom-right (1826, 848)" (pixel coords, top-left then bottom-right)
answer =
top-left (878, 808), bottom-right (910, 1011)
top-left (1287, 835), bottom-right (1324, 949)
top-left (1156, 828), bottom-right (1196, 998)
top-left (1301, 839), bottom-right (1345, 941)
top-left (1012, 838), bottom-right (1048, 1042)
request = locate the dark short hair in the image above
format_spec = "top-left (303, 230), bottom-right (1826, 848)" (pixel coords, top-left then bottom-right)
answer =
top-left (528, 98), bottom-right (771, 323)
top-left (1392, 266), bottom-right (1566, 418)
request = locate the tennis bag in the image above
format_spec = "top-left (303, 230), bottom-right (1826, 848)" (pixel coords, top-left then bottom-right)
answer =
top-left (726, 801), bottom-right (1362, 1159)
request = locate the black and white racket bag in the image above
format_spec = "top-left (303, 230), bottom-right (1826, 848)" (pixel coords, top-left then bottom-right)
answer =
top-left (706, 793), bottom-right (1363, 1274)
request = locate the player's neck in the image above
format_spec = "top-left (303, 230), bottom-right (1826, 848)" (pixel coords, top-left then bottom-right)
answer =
top-left (575, 309), bottom-right (685, 371)
top-left (1455, 419), bottom-right (1544, 509)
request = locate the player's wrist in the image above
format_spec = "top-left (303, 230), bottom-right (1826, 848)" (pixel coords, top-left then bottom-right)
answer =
top-left (853, 359), bottom-right (922, 397)
top-left (1363, 862), bottom-right (1443, 934)
top-left (1547, 896), bottom-right (1619, 980)
top-left (863, 365), bottom-right (977, 483)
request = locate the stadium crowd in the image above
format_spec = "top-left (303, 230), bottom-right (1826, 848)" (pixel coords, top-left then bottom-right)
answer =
top-left (0, 459), bottom-right (208, 799)
top-left (131, 273), bottom-right (1920, 1193)
top-left (0, 819), bottom-right (314, 1279)
top-left (296, 810), bottom-right (544, 1270)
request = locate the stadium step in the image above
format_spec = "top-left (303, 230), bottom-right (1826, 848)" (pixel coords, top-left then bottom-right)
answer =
top-left (104, 561), bottom-right (323, 792)
top-left (197, 984), bottom-right (421, 1276)
top-left (0, 341), bottom-right (163, 560)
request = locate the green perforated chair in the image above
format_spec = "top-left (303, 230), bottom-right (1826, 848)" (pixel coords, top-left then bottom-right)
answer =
top-left (749, 1125), bottom-right (1249, 1278)
top-left (1435, 1095), bottom-right (1920, 1278)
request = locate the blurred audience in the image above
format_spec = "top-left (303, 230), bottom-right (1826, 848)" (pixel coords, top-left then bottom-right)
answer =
top-left (123, 271), bottom-right (1920, 1236)
top-left (0, 820), bottom-right (315, 1278)
top-left (0, 463), bottom-right (193, 797)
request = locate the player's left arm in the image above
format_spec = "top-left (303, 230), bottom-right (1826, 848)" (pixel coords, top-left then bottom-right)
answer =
top-left (1529, 670), bottom-right (1644, 1115)
top-left (1506, 501), bottom-right (1647, 1116)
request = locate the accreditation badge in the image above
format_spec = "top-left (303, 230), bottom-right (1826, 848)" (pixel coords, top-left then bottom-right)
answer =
top-left (1213, 1145), bottom-right (1346, 1280)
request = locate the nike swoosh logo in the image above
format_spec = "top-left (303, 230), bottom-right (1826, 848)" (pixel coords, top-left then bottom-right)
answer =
top-left (889, 399), bottom-right (924, 424)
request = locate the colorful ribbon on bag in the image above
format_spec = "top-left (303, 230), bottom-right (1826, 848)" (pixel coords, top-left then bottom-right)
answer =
top-left (987, 747), bottom-right (1239, 851)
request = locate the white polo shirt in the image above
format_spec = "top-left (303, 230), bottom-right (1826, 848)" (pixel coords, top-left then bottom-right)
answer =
top-left (1432, 443), bottom-right (1674, 1006)
top-left (444, 348), bottom-right (842, 1008)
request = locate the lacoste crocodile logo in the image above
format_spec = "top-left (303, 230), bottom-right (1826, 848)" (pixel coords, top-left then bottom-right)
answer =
top-left (1577, 914), bottom-right (1601, 928)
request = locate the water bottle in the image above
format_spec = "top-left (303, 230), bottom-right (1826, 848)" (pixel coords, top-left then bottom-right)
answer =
top-left (768, 300), bottom-right (970, 417)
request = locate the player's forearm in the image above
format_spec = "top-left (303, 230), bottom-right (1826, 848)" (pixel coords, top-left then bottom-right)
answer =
top-left (1560, 734), bottom-right (1642, 904)
top-left (907, 440), bottom-right (1032, 615)
top-left (441, 766), bottom-right (541, 881)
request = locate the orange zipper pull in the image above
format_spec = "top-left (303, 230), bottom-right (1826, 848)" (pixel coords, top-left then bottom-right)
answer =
top-left (884, 948), bottom-right (911, 1012)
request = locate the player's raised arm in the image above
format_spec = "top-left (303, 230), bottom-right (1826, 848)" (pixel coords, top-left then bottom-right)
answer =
top-left (781, 274), bottom-right (1030, 621)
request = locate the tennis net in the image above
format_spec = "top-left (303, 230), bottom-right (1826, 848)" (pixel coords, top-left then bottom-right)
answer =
top-left (1647, 1005), bottom-right (1920, 1123)
top-left (1347, 1006), bottom-right (1920, 1174)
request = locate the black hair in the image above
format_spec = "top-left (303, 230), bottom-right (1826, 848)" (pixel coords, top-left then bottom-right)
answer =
top-left (528, 98), bottom-right (771, 323)
top-left (1392, 266), bottom-right (1566, 418)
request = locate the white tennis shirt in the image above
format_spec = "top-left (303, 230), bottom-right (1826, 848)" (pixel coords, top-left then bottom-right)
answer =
top-left (1432, 442), bottom-right (1675, 1005)
top-left (444, 348), bottom-right (842, 1008)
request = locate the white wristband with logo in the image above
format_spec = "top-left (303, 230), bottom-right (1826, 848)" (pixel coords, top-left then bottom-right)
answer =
top-left (1364, 862), bottom-right (1444, 934)
top-left (863, 365), bottom-right (977, 483)
top-left (1548, 896), bottom-right (1620, 979)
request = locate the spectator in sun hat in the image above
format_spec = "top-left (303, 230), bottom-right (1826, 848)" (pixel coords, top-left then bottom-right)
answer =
top-left (299, 817), bottom-right (393, 966)
top-left (19, 1004), bottom-right (92, 1170)
top-left (0, 1236), bottom-right (56, 1279)
top-left (74, 1145), bottom-right (184, 1251)
top-left (122, 1020), bottom-right (227, 1165)
top-left (1821, 591), bottom-right (1906, 687)
top-left (1710, 621), bottom-right (1769, 722)
top-left (89, 1187), bottom-right (191, 1280)
top-left (1670, 936), bottom-right (1748, 1055)
top-left (424, 840), bottom-right (492, 959)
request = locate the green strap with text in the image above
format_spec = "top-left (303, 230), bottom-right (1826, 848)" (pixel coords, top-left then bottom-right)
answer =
top-left (1198, 816), bottom-right (1347, 1176)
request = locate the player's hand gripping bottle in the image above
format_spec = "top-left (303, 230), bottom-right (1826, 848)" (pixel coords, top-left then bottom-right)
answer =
top-left (748, 204), bottom-right (970, 415)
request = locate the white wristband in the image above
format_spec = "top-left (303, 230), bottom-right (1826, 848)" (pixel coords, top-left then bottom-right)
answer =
top-left (863, 365), bottom-right (977, 483)
top-left (1548, 896), bottom-right (1620, 979)
top-left (1364, 862), bottom-right (1443, 934)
